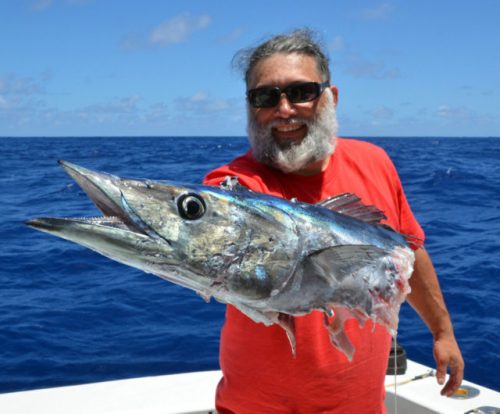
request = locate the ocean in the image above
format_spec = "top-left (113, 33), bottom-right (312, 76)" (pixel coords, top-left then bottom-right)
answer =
top-left (0, 136), bottom-right (498, 393)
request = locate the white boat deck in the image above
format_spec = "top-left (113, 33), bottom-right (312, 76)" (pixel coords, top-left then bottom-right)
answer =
top-left (0, 360), bottom-right (498, 414)
top-left (385, 361), bottom-right (499, 414)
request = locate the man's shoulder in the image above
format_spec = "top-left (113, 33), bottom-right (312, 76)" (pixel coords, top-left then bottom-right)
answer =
top-left (337, 137), bottom-right (392, 166)
top-left (338, 137), bottom-right (388, 156)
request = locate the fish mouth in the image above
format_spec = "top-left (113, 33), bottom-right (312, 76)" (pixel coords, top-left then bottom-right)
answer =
top-left (24, 160), bottom-right (184, 271)
top-left (26, 160), bottom-right (193, 291)
top-left (26, 161), bottom-right (224, 296)
top-left (26, 160), bottom-right (149, 236)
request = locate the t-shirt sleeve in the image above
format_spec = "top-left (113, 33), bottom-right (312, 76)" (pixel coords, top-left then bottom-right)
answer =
top-left (384, 152), bottom-right (426, 249)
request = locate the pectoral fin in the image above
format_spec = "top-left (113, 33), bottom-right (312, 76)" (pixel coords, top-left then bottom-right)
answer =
top-left (324, 307), bottom-right (356, 361)
top-left (305, 244), bottom-right (389, 283)
top-left (277, 313), bottom-right (296, 356)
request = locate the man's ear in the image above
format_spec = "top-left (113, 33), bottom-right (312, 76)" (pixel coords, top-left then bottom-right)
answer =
top-left (330, 85), bottom-right (339, 106)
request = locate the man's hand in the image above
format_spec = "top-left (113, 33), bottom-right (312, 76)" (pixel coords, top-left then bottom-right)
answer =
top-left (407, 247), bottom-right (465, 397)
top-left (433, 332), bottom-right (464, 396)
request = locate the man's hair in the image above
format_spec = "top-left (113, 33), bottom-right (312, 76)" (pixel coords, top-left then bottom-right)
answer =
top-left (233, 28), bottom-right (331, 87)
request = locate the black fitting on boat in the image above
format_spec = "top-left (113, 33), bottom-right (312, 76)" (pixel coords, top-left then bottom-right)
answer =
top-left (387, 339), bottom-right (407, 375)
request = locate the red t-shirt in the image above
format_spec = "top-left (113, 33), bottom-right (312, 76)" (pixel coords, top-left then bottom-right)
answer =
top-left (203, 138), bottom-right (425, 414)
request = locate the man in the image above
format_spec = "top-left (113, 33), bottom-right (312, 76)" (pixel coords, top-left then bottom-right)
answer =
top-left (204, 29), bottom-right (464, 413)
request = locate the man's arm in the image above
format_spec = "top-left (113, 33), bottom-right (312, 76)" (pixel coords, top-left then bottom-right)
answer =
top-left (406, 247), bottom-right (465, 397)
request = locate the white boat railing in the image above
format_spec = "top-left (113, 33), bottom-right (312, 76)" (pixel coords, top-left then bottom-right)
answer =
top-left (0, 359), bottom-right (498, 414)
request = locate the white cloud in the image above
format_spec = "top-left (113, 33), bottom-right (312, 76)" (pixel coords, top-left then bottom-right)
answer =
top-left (65, 0), bottom-right (93, 4)
top-left (330, 40), bottom-right (400, 80)
top-left (75, 96), bottom-right (142, 125)
top-left (174, 91), bottom-right (233, 114)
top-left (217, 28), bottom-right (244, 44)
top-left (149, 14), bottom-right (211, 46)
top-left (369, 106), bottom-right (394, 120)
top-left (30, 0), bottom-right (53, 12)
top-left (0, 73), bottom-right (43, 95)
top-left (360, 2), bottom-right (393, 20)
top-left (433, 104), bottom-right (496, 130)
top-left (0, 95), bottom-right (10, 110)
top-left (341, 54), bottom-right (400, 79)
top-left (142, 102), bottom-right (171, 124)
top-left (329, 36), bottom-right (344, 52)
top-left (120, 33), bottom-right (142, 50)
top-left (436, 105), bottom-right (470, 120)
top-left (29, 0), bottom-right (92, 11)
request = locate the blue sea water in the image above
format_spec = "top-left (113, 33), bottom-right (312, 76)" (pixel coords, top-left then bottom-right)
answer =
top-left (0, 136), bottom-right (499, 394)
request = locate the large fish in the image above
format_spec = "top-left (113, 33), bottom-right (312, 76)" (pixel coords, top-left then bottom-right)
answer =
top-left (27, 161), bottom-right (416, 360)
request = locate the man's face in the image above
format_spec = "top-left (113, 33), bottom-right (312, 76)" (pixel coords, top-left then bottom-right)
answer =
top-left (246, 53), bottom-right (339, 174)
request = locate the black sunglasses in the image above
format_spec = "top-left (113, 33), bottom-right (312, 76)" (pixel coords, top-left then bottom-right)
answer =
top-left (247, 81), bottom-right (330, 108)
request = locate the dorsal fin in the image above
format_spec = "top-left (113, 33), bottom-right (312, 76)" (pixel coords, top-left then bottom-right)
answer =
top-left (317, 194), bottom-right (422, 248)
top-left (219, 176), bottom-right (249, 191)
top-left (377, 223), bottom-right (423, 249)
top-left (317, 193), bottom-right (386, 225)
top-left (400, 232), bottom-right (424, 249)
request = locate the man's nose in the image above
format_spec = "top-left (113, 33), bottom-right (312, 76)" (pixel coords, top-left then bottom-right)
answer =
top-left (275, 93), bottom-right (296, 117)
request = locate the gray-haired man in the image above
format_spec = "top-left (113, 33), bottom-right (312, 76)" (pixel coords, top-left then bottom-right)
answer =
top-left (204, 29), bottom-right (463, 413)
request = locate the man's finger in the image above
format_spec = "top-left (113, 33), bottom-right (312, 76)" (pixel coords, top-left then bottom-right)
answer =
top-left (441, 373), bottom-right (459, 396)
top-left (435, 359), bottom-right (447, 385)
top-left (440, 359), bottom-right (464, 397)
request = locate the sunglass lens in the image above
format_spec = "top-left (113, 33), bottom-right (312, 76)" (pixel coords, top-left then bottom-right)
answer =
top-left (249, 87), bottom-right (279, 108)
top-left (288, 83), bottom-right (320, 103)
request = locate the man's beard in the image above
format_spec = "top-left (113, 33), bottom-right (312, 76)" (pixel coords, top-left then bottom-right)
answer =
top-left (247, 89), bottom-right (338, 174)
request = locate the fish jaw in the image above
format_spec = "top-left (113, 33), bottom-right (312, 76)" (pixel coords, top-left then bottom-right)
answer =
top-left (26, 161), bottom-right (302, 302)
top-left (26, 161), bottom-right (212, 293)
top-left (26, 216), bottom-right (173, 271)
top-left (59, 160), bottom-right (128, 222)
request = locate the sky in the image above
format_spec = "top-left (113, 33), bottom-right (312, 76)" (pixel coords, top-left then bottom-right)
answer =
top-left (1, 0), bottom-right (499, 137)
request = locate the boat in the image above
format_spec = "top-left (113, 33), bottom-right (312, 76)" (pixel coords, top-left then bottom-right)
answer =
top-left (0, 358), bottom-right (498, 414)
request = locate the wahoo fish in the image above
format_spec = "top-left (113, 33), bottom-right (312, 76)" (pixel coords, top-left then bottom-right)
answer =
top-left (26, 161), bottom-right (416, 360)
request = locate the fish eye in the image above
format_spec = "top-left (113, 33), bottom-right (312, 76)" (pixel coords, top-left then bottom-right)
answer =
top-left (177, 193), bottom-right (206, 220)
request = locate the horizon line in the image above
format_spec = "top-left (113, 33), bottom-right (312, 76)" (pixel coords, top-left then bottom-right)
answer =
top-left (1, 135), bottom-right (499, 139)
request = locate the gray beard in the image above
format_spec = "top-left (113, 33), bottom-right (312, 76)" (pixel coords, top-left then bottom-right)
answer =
top-left (247, 89), bottom-right (338, 173)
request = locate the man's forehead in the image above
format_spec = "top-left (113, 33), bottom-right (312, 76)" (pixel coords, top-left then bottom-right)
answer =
top-left (247, 53), bottom-right (322, 88)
